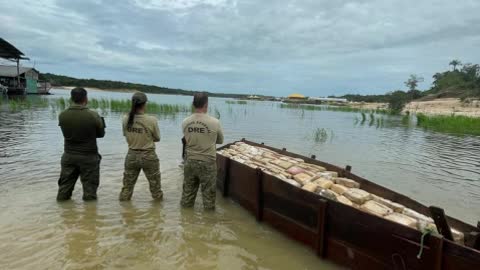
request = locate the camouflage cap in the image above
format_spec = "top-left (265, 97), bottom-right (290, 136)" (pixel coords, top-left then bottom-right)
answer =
top-left (132, 92), bottom-right (147, 103)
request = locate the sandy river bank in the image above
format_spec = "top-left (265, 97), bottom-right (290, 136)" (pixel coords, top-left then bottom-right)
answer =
top-left (350, 98), bottom-right (480, 117)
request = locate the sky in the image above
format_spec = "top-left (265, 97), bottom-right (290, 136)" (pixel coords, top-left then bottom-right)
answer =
top-left (1, 0), bottom-right (480, 97)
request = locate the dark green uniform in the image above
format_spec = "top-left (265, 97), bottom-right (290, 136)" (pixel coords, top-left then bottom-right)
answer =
top-left (57, 104), bottom-right (105, 201)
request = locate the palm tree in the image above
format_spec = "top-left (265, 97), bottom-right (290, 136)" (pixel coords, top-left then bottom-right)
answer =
top-left (449, 59), bottom-right (462, 71)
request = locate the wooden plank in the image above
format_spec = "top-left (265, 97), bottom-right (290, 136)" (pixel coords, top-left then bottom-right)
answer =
top-left (228, 160), bottom-right (259, 215)
top-left (442, 240), bottom-right (480, 270)
top-left (316, 199), bottom-right (327, 257)
top-left (256, 168), bottom-right (264, 221)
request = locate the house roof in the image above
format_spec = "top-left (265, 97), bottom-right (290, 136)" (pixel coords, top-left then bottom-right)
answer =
top-left (287, 93), bottom-right (306, 99)
top-left (0, 65), bottom-right (38, 77)
top-left (0, 38), bottom-right (28, 60)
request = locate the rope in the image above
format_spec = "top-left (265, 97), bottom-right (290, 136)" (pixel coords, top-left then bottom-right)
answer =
top-left (417, 228), bottom-right (433, 259)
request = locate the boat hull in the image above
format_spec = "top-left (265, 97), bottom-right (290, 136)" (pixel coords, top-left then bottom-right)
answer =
top-left (216, 139), bottom-right (480, 270)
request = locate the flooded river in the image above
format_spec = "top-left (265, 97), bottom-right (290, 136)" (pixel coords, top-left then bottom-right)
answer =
top-left (1, 89), bottom-right (479, 269)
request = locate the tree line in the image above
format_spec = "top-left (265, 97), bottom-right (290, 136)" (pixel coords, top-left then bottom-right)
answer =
top-left (40, 73), bottom-right (249, 99)
top-left (334, 60), bottom-right (480, 113)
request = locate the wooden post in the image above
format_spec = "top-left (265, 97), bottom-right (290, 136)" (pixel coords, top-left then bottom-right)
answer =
top-left (255, 168), bottom-right (264, 221)
top-left (316, 199), bottom-right (328, 258)
top-left (429, 206), bottom-right (453, 241)
top-left (223, 158), bottom-right (231, 197)
top-left (16, 58), bottom-right (20, 89)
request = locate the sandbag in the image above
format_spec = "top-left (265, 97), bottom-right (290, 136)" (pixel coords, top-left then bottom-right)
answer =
top-left (302, 183), bottom-right (319, 193)
top-left (451, 228), bottom-right (465, 244)
top-left (286, 166), bottom-right (305, 175)
top-left (278, 160), bottom-right (294, 169)
top-left (371, 195), bottom-right (405, 213)
top-left (343, 188), bottom-right (371, 204)
top-left (330, 184), bottom-right (349, 195)
top-left (292, 158), bottom-right (304, 163)
top-left (315, 178), bottom-right (334, 189)
top-left (403, 208), bottom-right (434, 223)
top-left (324, 171), bottom-right (339, 178)
top-left (309, 164), bottom-right (326, 172)
top-left (293, 173), bottom-right (313, 185)
top-left (336, 195), bottom-right (353, 206)
top-left (283, 178), bottom-right (301, 187)
top-left (417, 220), bottom-right (438, 234)
top-left (385, 213), bottom-right (418, 228)
top-left (361, 200), bottom-right (393, 217)
top-left (318, 189), bottom-right (339, 201)
top-left (334, 177), bottom-right (360, 188)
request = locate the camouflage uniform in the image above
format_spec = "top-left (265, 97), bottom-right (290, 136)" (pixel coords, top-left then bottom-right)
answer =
top-left (57, 103), bottom-right (105, 201)
top-left (119, 149), bottom-right (163, 201)
top-left (119, 92), bottom-right (163, 201)
top-left (181, 159), bottom-right (217, 210)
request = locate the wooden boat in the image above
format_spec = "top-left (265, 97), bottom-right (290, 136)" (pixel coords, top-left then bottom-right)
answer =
top-left (216, 139), bottom-right (480, 270)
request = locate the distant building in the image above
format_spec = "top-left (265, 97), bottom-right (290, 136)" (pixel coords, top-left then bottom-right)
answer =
top-left (287, 93), bottom-right (307, 100)
top-left (247, 95), bottom-right (262, 100)
top-left (0, 65), bottom-right (43, 94)
top-left (309, 97), bottom-right (348, 103)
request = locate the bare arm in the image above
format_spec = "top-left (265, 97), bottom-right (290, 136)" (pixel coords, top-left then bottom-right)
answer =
top-left (216, 122), bottom-right (224, 144)
top-left (152, 119), bottom-right (160, 142)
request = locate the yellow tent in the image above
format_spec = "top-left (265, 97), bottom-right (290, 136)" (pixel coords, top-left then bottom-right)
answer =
top-left (287, 93), bottom-right (306, 99)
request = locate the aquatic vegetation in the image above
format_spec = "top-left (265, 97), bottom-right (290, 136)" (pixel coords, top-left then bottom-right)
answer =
top-left (279, 103), bottom-right (392, 115)
top-left (214, 107), bottom-right (221, 119)
top-left (225, 100), bottom-right (248, 105)
top-left (50, 97), bottom-right (191, 115)
top-left (360, 112), bottom-right (367, 124)
top-left (1, 97), bottom-right (49, 112)
top-left (416, 114), bottom-right (480, 136)
top-left (313, 128), bottom-right (334, 143)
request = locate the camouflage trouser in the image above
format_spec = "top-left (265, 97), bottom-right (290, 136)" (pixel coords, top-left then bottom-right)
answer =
top-left (119, 149), bottom-right (163, 201)
top-left (57, 152), bottom-right (101, 201)
top-left (181, 159), bottom-right (217, 210)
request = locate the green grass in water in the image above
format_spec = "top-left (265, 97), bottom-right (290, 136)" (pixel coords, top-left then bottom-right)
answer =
top-left (416, 114), bottom-right (480, 136)
top-left (279, 103), bottom-right (391, 114)
top-left (313, 128), bottom-right (330, 143)
top-left (225, 100), bottom-right (247, 105)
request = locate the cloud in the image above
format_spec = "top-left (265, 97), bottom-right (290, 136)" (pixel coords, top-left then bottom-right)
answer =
top-left (1, 0), bottom-right (479, 96)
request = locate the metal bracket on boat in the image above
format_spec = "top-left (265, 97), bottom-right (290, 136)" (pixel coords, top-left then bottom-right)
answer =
top-left (345, 165), bottom-right (352, 172)
top-left (311, 155), bottom-right (316, 160)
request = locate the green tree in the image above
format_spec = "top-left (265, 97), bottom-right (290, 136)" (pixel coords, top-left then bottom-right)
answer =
top-left (449, 59), bottom-right (462, 71)
top-left (387, 90), bottom-right (409, 114)
top-left (404, 74), bottom-right (424, 91)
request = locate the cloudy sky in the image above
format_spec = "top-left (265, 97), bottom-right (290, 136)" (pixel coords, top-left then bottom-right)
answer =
top-left (1, 0), bottom-right (480, 96)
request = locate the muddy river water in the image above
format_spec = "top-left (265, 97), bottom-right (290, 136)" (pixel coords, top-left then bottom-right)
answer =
top-left (0, 89), bottom-right (479, 269)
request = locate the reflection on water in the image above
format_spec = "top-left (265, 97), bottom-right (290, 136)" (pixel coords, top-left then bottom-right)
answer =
top-left (0, 88), bottom-right (479, 269)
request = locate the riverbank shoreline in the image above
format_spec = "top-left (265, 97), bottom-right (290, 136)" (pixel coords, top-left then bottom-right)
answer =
top-left (57, 86), bottom-right (480, 118)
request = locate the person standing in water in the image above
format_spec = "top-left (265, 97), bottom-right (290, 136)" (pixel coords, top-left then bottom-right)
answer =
top-left (57, 87), bottom-right (105, 201)
top-left (119, 92), bottom-right (163, 201)
top-left (181, 92), bottom-right (224, 210)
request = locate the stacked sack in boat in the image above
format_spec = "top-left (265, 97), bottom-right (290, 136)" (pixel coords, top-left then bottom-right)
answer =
top-left (217, 142), bottom-right (464, 244)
